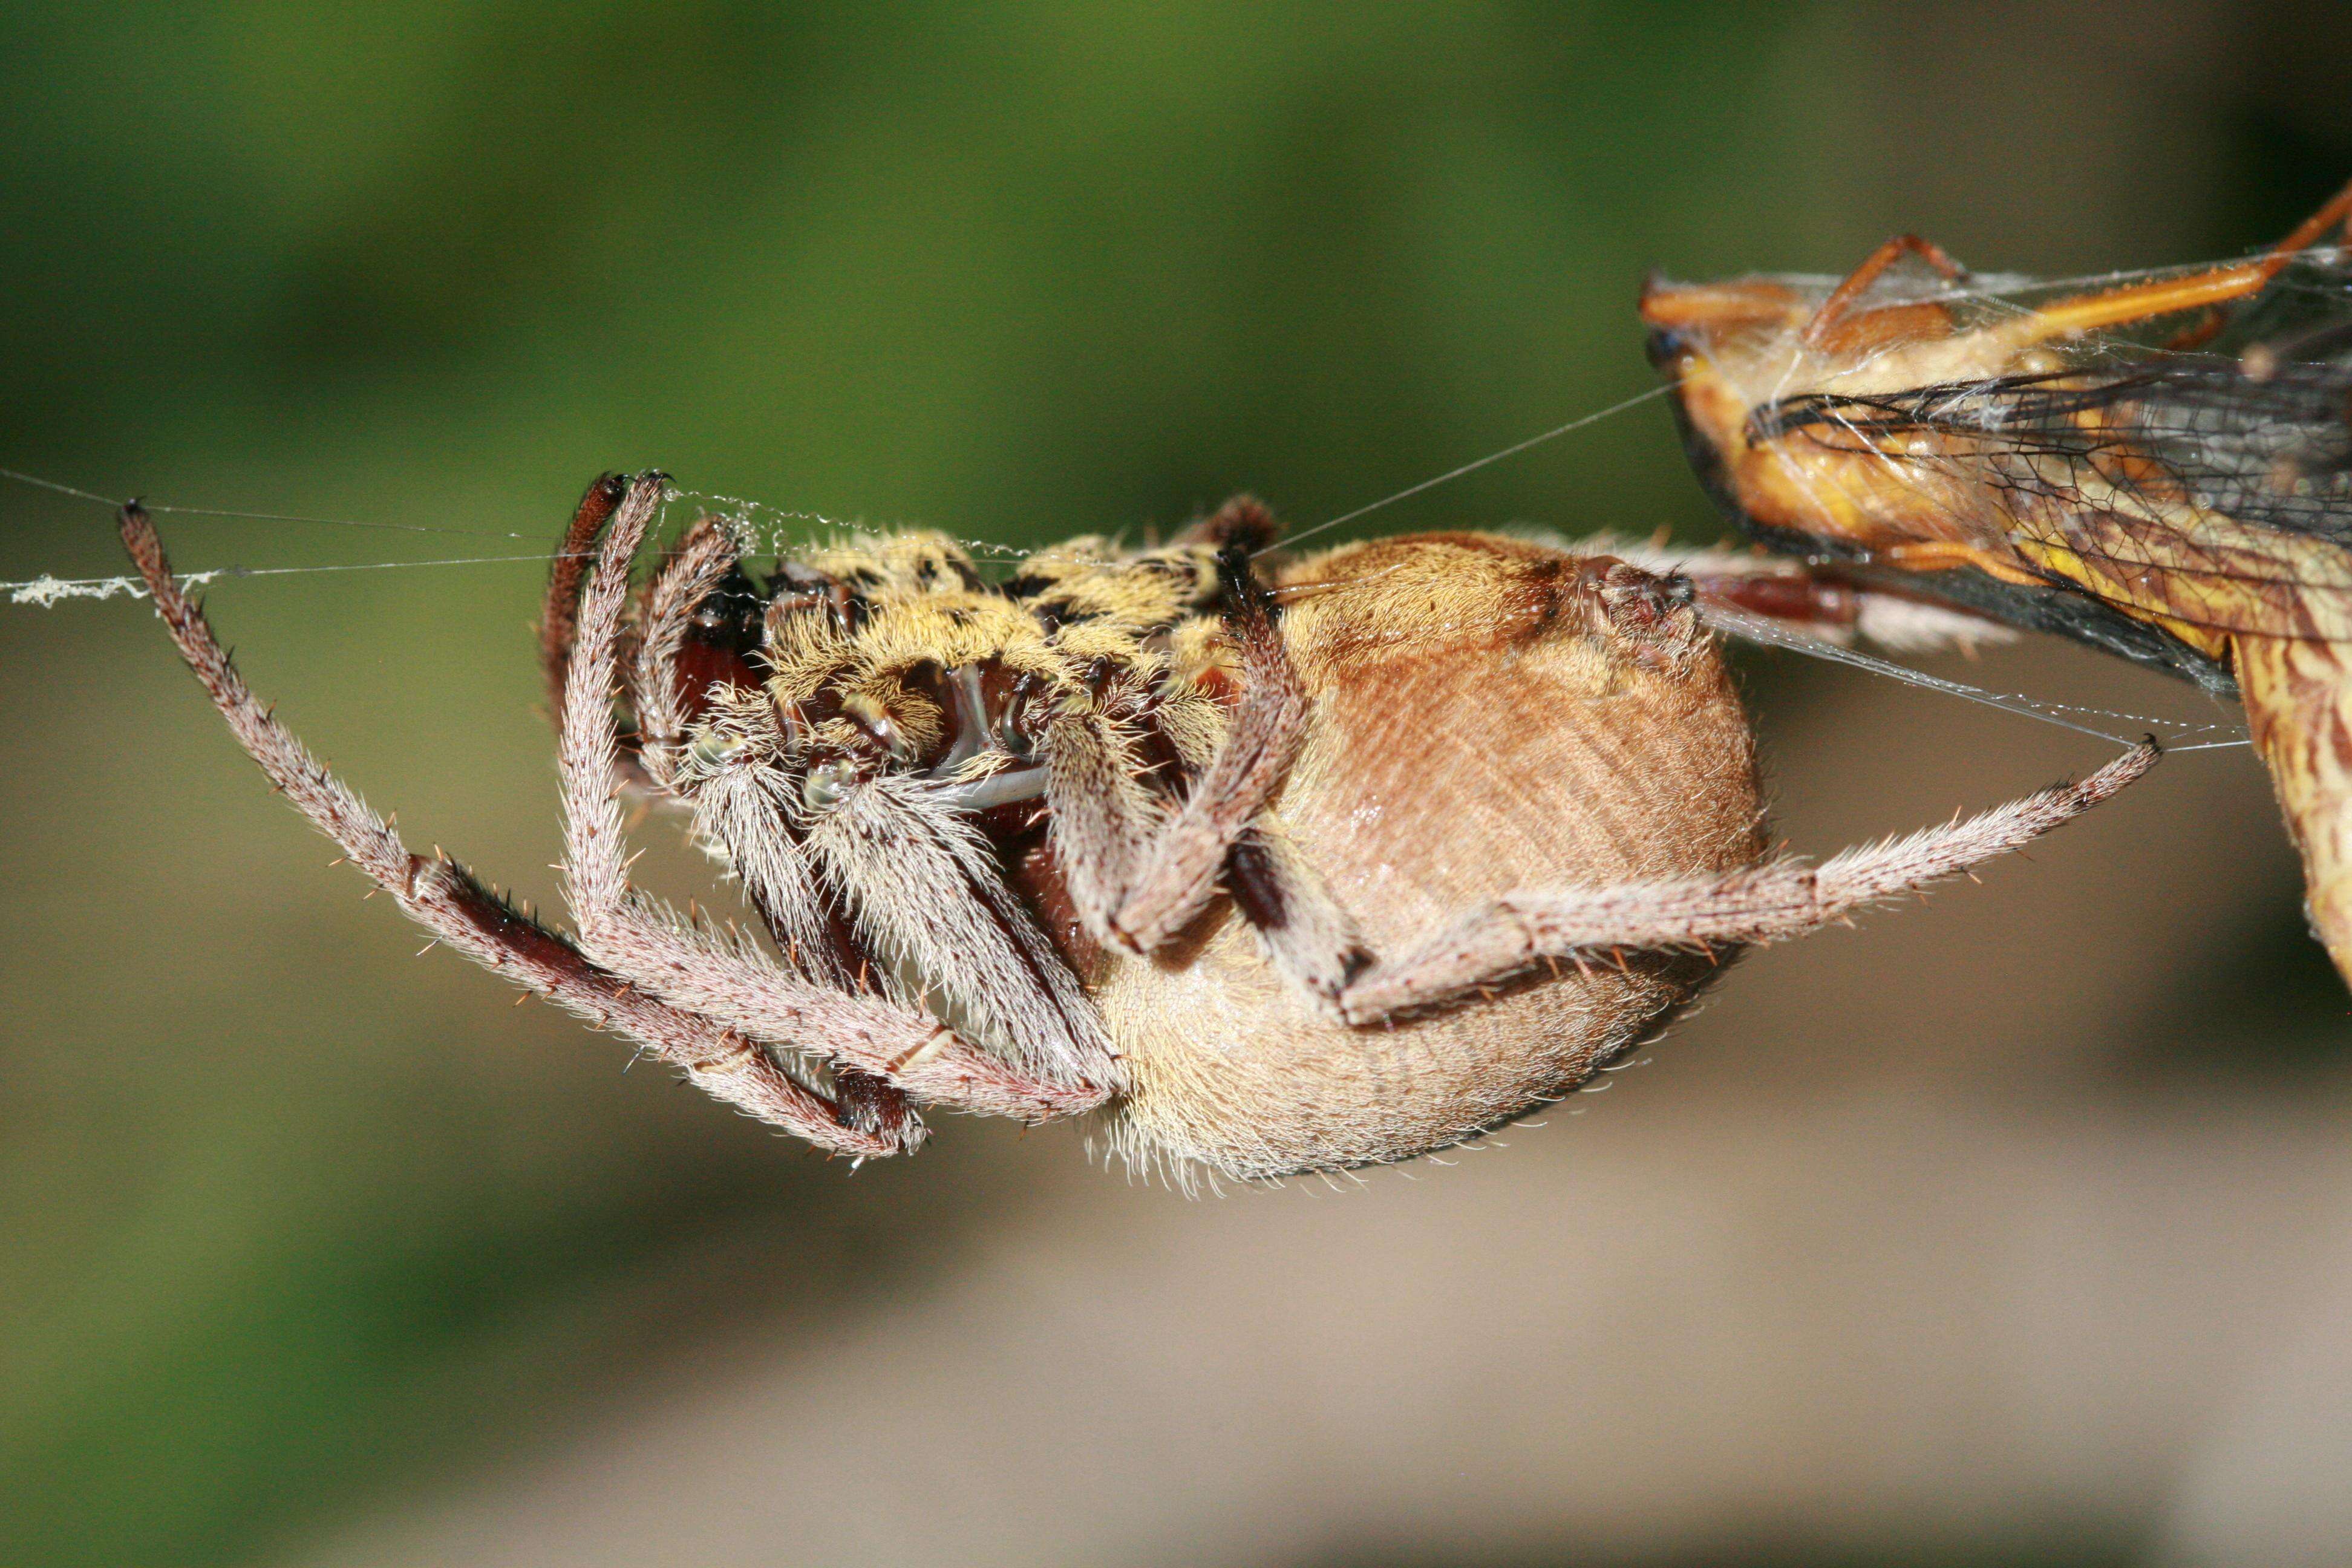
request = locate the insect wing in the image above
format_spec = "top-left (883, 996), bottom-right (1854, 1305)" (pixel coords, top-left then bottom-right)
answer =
top-left (1764, 258), bottom-right (2352, 647)
top-left (1651, 241), bottom-right (2352, 984)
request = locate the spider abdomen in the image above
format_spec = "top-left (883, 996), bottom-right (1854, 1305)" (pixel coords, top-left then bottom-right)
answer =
top-left (1096, 534), bottom-right (1768, 1180)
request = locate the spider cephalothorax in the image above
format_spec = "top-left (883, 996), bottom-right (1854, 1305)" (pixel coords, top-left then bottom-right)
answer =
top-left (635, 514), bottom-right (1266, 1110)
top-left (124, 472), bottom-right (2153, 1182)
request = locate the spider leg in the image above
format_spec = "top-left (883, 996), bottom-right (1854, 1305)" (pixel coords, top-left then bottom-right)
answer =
top-left (627, 510), bottom-right (924, 1138)
top-left (541, 472), bottom-right (657, 790)
top-left (117, 502), bottom-right (904, 1158)
top-left (1086, 544), bottom-right (1313, 952)
top-left (630, 513), bottom-right (740, 790)
top-left (542, 472), bottom-right (625, 728)
top-left (1800, 233), bottom-right (1969, 356)
top-left (1043, 707), bottom-right (1166, 947)
top-left (1054, 526), bottom-right (2096, 1024)
top-left (1328, 740), bottom-right (2158, 1024)
top-left (557, 475), bottom-right (1108, 1124)
top-left (1597, 539), bottom-right (2017, 657)
top-left (1223, 823), bottom-right (1373, 1000)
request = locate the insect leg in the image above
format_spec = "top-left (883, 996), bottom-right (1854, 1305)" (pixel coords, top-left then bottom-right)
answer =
top-left (1636, 273), bottom-right (1806, 335)
top-left (2013, 178), bottom-right (2352, 349)
top-left (1800, 233), bottom-right (1970, 353)
top-left (2259, 175), bottom-right (2352, 271)
top-left (118, 501), bottom-right (905, 1157)
top-left (1330, 740), bottom-right (2158, 1025)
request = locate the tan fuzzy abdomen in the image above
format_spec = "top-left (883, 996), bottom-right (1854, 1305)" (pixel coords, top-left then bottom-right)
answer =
top-left (1097, 535), bottom-right (1767, 1181)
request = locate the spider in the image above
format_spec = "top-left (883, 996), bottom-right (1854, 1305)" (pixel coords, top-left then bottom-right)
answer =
top-left (119, 472), bottom-right (2152, 1181)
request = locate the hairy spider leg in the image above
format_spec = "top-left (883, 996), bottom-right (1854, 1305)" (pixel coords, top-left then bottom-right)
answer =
top-left (118, 500), bottom-right (907, 1157)
top-left (627, 504), bottom-right (934, 1138)
top-left (1613, 542), bottom-right (2017, 654)
top-left (621, 509), bottom-right (921, 1140)
top-left (553, 475), bottom-right (1112, 1126)
top-left (1103, 546), bottom-right (1324, 952)
top-left (1077, 528), bottom-right (2149, 1023)
top-left (1327, 741), bottom-right (2158, 1024)
top-left (541, 472), bottom-right (625, 728)
top-left (629, 514), bottom-right (740, 788)
top-left (1169, 552), bottom-right (2146, 1023)
top-left (1028, 506), bottom-right (1377, 988)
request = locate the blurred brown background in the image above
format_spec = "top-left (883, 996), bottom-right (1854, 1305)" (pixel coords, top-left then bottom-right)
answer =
top-left (4, 3), bottom-right (2350, 1566)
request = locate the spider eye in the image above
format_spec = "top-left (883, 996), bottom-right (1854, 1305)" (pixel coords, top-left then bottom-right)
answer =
top-left (690, 731), bottom-right (745, 769)
top-left (770, 561), bottom-right (866, 636)
top-left (802, 758), bottom-right (858, 810)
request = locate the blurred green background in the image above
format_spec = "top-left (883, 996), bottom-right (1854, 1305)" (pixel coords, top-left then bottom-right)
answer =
top-left (5, 4), bottom-right (2352, 1566)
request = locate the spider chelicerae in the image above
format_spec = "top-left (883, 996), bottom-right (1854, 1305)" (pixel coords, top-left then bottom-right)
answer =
top-left (121, 472), bottom-right (2151, 1180)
